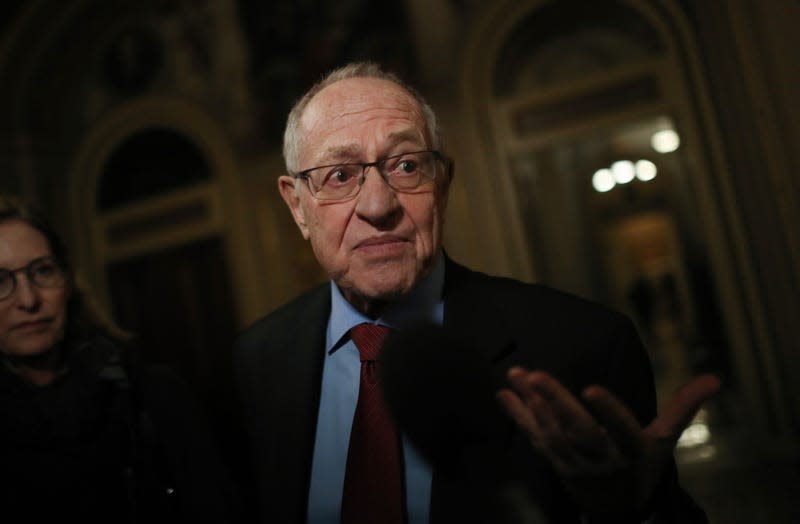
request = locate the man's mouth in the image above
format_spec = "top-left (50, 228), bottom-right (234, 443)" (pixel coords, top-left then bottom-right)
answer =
top-left (355, 236), bottom-right (409, 256)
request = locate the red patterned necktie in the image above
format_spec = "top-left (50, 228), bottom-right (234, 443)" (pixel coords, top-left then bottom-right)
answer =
top-left (341, 323), bottom-right (406, 524)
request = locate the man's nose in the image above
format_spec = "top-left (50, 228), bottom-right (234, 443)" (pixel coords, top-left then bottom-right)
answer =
top-left (354, 166), bottom-right (401, 223)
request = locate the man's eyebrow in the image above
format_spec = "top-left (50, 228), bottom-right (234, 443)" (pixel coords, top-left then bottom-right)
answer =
top-left (386, 129), bottom-right (425, 147)
top-left (316, 129), bottom-right (426, 165)
top-left (320, 144), bottom-right (362, 163)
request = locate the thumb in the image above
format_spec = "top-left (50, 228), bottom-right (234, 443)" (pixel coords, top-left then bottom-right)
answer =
top-left (647, 374), bottom-right (721, 441)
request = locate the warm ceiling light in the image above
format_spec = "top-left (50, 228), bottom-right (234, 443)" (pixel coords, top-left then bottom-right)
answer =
top-left (611, 160), bottom-right (635, 184)
top-left (651, 129), bottom-right (680, 153)
top-left (635, 159), bottom-right (657, 181)
top-left (592, 168), bottom-right (615, 192)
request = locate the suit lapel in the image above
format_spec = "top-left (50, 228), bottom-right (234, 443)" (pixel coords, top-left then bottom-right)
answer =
top-left (432, 257), bottom-right (591, 523)
top-left (441, 257), bottom-right (516, 364)
top-left (428, 257), bottom-right (519, 521)
top-left (255, 285), bottom-right (330, 522)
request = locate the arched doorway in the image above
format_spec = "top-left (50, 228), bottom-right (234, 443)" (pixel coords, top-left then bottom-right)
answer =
top-left (483, 0), bottom-right (733, 417)
top-left (97, 128), bottom-right (237, 410)
top-left (461, 1), bottom-right (793, 518)
top-left (70, 110), bottom-right (251, 484)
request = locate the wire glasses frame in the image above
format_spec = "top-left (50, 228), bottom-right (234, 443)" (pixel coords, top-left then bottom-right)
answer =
top-left (0, 256), bottom-right (67, 301)
top-left (292, 150), bottom-right (447, 201)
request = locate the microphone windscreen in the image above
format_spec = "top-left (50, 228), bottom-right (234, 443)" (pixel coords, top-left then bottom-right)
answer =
top-left (378, 323), bottom-right (506, 476)
top-left (380, 324), bottom-right (553, 524)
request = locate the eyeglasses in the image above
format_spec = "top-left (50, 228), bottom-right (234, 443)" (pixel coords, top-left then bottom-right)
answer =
top-left (293, 150), bottom-right (446, 201)
top-left (0, 256), bottom-right (66, 301)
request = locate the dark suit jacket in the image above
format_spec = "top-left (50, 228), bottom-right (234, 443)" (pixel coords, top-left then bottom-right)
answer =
top-left (234, 257), bottom-right (707, 523)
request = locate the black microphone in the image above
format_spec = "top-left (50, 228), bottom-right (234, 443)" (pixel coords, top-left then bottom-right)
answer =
top-left (379, 323), bottom-right (501, 473)
top-left (379, 324), bottom-right (551, 524)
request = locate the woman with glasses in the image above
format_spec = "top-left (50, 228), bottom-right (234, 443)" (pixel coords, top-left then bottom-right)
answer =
top-left (0, 195), bottom-right (240, 523)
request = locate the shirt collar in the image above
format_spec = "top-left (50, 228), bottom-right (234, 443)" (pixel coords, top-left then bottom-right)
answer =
top-left (327, 251), bottom-right (445, 353)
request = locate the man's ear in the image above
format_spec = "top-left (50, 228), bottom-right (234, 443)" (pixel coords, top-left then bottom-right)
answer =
top-left (437, 158), bottom-right (455, 209)
top-left (445, 158), bottom-right (455, 188)
top-left (278, 175), bottom-right (310, 239)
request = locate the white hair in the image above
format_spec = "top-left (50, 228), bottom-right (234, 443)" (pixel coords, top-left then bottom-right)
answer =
top-left (282, 61), bottom-right (444, 174)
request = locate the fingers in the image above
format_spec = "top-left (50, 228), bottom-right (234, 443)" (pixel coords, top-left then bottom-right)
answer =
top-left (496, 387), bottom-right (543, 438)
top-left (497, 386), bottom-right (603, 475)
top-left (581, 385), bottom-right (645, 457)
top-left (506, 368), bottom-right (603, 440)
top-left (497, 381), bottom-right (574, 470)
top-left (648, 374), bottom-right (721, 441)
top-left (497, 370), bottom-right (557, 446)
top-left (499, 368), bottom-right (618, 472)
top-left (498, 367), bottom-right (721, 517)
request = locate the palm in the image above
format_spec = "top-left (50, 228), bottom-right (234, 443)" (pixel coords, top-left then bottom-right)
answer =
top-left (496, 369), bottom-right (720, 518)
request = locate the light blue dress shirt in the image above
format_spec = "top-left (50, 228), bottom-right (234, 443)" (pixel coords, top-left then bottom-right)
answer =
top-left (306, 253), bottom-right (445, 524)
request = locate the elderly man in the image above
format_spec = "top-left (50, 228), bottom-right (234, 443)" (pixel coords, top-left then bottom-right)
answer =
top-left (234, 62), bottom-right (718, 524)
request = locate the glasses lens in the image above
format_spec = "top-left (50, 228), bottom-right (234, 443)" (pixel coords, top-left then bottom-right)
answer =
top-left (384, 151), bottom-right (436, 190)
top-left (311, 164), bottom-right (362, 200)
top-left (0, 271), bottom-right (13, 300)
top-left (29, 258), bottom-right (65, 288)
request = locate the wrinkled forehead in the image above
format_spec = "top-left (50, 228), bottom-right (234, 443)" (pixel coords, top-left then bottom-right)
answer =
top-left (298, 77), bottom-right (430, 157)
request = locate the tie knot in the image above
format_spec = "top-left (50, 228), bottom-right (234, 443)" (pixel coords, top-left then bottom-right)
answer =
top-left (350, 323), bottom-right (391, 362)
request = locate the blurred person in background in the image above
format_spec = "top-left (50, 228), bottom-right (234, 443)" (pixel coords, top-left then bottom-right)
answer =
top-left (0, 195), bottom-right (241, 524)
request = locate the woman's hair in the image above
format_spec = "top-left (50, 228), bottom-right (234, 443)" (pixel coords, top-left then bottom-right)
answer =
top-left (0, 194), bottom-right (131, 345)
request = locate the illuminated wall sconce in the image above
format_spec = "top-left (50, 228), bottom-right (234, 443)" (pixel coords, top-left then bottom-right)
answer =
top-left (611, 160), bottom-right (636, 183)
top-left (592, 168), bottom-right (615, 192)
top-left (592, 159), bottom-right (658, 193)
top-left (635, 159), bottom-right (657, 181)
top-left (651, 129), bottom-right (680, 153)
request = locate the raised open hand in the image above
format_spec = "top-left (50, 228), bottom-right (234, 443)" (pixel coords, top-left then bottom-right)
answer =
top-left (496, 369), bottom-right (720, 519)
